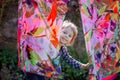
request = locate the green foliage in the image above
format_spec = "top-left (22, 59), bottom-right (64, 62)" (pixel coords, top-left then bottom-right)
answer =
top-left (0, 47), bottom-right (17, 68)
top-left (61, 46), bottom-right (89, 80)
top-left (0, 46), bottom-right (24, 80)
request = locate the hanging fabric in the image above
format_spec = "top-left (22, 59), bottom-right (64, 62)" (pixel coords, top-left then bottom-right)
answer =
top-left (80, 0), bottom-right (120, 80)
top-left (18, 0), bottom-right (68, 78)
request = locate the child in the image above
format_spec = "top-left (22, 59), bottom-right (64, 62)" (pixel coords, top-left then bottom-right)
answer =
top-left (58, 20), bottom-right (91, 70)
top-left (35, 20), bottom-right (92, 80)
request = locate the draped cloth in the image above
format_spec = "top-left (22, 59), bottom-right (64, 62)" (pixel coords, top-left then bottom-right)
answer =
top-left (18, 0), bottom-right (68, 78)
top-left (80, 0), bottom-right (120, 80)
top-left (18, 0), bottom-right (120, 79)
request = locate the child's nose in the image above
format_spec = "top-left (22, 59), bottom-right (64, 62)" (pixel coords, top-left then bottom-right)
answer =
top-left (66, 35), bottom-right (69, 39)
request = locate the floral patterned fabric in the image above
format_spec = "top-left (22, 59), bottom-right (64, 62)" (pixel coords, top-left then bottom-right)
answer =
top-left (80, 0), bottom-right (120, 80)
top-left (18, 0), bottom-right (68, 78)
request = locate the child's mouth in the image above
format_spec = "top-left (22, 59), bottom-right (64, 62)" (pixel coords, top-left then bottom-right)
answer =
top-left (62, 37), bottom-right (68, 42)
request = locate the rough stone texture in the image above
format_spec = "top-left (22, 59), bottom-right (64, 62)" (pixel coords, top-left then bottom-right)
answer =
top-left (0, 1), bottom-right (17, 48)
top-left (65, 0), bottom-right (86, 57)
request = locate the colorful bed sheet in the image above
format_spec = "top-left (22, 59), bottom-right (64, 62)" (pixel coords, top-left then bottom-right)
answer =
top-left (18, 0), bottom-right (68, 78)
top-left (80, 0), bottom-right (120, 80)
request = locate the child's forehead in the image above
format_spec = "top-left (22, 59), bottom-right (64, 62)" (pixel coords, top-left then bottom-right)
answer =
top-left (61, 27), bottom-right (74, 34)
top-left (62, 26), bottom-right (73, 30)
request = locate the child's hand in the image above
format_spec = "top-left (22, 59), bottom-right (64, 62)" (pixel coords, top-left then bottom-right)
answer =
top-left (81, 63), bottom-right (90, 69)
top-left (81, 54), bottom-right (92, 69)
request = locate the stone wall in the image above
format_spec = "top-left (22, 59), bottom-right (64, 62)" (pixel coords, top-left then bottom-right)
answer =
top-left (0, 0), bottom-right (17, 48)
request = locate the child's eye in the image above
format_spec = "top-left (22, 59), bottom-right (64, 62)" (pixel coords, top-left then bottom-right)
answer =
top-left (69, 35), bottom-right (72, 38)
top-left (63, 32), bottom-right (66, 34)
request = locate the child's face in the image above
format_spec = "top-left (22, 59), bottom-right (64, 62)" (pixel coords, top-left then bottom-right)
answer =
top-left (59, 27), bottom-right (74, 45)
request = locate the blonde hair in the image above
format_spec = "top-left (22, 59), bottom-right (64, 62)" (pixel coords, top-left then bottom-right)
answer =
top-left (61, 20), bottom-right (78, 46)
